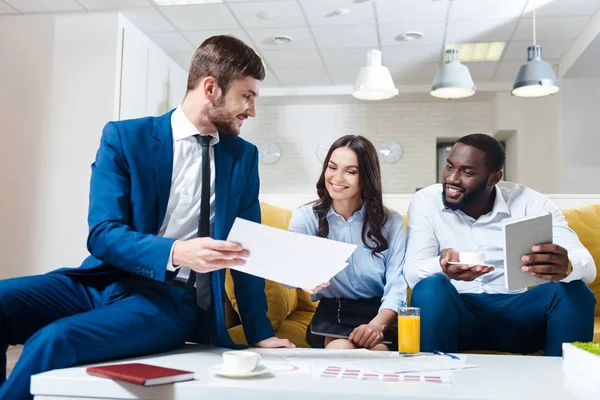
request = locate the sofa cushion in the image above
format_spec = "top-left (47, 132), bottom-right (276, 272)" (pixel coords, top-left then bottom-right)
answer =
top-left (227, 310), bottom-right (315, 348)
top-left (260, 202), bottom-right (294, 230)
top-left (225, 269), bottom-right (297, 331)
top-left (296, 289), bottom-right (318, 313)
top-left (277, 311), bottom-right (315, 348)
top-left (227, 324), bottom-right (248, 346)
top-left (562, 204), bottom-right (600, 317)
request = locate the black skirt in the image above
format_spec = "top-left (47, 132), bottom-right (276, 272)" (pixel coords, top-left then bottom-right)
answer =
top-left (306, 297), bottom-right (398, 350)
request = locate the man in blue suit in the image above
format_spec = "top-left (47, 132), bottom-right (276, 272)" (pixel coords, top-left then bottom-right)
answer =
top-left (0, 35), bottom-right (293, 400)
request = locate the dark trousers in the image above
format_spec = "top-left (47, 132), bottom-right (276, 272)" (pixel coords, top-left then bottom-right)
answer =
top-left (410, 274), bottom-right (596, 356)
top-left (0, 273), bottom-right (199, 399)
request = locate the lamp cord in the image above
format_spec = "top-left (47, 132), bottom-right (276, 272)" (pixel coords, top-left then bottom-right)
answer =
top-left (532, 0), bottom-right (537, 45)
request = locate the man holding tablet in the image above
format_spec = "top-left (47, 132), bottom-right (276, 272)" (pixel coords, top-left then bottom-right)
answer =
top-left (404, 133), bottom-right (596, 356)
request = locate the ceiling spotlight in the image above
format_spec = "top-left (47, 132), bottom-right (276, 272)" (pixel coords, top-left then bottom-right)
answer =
top-left (326, 8), bottom-right (351, 17)
top-left (271, 35), bottom-right (293, 45)
top-left (257, 11), bottom-right (279, 21)
top-left (395, 31), bottom-right (424, 42)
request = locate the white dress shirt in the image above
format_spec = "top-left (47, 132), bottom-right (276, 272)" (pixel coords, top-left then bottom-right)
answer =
top-left (404, 181), bottom-right (596, 294)
top-left (158, 107), bottom-right (219, 280)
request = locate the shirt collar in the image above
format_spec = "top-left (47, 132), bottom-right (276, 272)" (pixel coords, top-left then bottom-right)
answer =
top-left (327, 203), bottom-right (366, 222)
top-left (171, 106), bottom-right (220, 145)
top-left (489, 186), bottom-right (511, 217)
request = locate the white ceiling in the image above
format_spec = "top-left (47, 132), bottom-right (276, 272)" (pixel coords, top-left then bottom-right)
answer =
top-left (564, 31), bottom-right (600, 78)
top-left (1, 0), bottom-right (600, 88)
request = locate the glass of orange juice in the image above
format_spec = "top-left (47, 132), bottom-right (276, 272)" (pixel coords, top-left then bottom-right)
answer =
top-left (398, 307), bottom-right (420, 355)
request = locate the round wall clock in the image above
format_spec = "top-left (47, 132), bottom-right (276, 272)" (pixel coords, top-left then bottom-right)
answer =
top-left (258, 142), bottom-right (281, 165)
top-left (316, 143), bottom-right (331, 163)
top-left (378, 140), bottom-right (403, 163)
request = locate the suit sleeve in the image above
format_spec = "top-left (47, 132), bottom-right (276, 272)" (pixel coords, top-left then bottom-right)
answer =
top-left (230, 145), bottom-right (275, 344)
top-left (86, 122), bottom-right (174, 282)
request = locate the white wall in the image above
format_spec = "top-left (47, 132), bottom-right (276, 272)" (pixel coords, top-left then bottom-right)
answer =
top-left (560, 78), bottom-right (600, 193)
top-left (32, 13), bottom-right (121, 276)
top-left (492, 93), bottom-right (562, 193)
top-left (247, 90), bottom-right (578, 196)
top-left (118, 14), bottom-right (187, 119)
top-left (0, 12), bottom-right (187, 279)
top-left (0, 15), bottom-right (56, 280)
top-left (243, 101), bottom-right (493, 194)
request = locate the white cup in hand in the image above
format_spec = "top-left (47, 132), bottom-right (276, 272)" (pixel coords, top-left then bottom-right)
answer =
top-left (459, 252), bottom-right (486, 266)
top-left (222, 350), bottom-right (260, 373)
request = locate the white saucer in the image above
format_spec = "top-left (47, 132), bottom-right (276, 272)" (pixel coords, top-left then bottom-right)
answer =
top-left (448, 262), bottom-right (494, 268)
top-left (210, 364), bottom-right (270, 378)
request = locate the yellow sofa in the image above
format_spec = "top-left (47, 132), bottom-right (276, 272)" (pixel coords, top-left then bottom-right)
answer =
top-left (226, 202), bottom-right (600, 347)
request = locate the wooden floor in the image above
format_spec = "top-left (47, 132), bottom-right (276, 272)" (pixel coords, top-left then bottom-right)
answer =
top-left (7, 345), bottom-right (22, 377)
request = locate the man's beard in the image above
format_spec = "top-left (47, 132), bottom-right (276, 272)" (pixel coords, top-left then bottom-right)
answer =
top-left (207, 97), bottom-right (239, 136)
top-left (442, 179), bottom-right (489, 211)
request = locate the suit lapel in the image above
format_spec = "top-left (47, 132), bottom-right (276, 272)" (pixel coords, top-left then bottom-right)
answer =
top-left (213, 135), bottom-right (234, 240)
top-left (152, 110), bottom-right (175, 231)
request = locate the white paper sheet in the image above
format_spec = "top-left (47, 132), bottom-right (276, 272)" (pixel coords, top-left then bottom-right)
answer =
top-left (226, 218), bottom-right (357, 288)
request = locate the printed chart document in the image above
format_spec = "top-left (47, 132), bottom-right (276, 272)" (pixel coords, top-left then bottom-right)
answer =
top-left (227, 218), bottom-right (356, 288)
top-left (252, 348), bottom-right (476, 383)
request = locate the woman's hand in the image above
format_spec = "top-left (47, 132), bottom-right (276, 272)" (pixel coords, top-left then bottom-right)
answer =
top-left (302, 282), bottom-right (330, 294)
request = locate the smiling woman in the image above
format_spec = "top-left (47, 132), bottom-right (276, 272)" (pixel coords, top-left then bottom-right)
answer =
top-left (286, 135), bottom-right (408, 352)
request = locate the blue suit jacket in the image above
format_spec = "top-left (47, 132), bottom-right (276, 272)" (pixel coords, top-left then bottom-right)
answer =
top-left (54, 109), bottom-right (273, 348)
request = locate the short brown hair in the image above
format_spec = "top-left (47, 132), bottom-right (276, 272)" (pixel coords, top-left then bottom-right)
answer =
top-left (187, 35), bottom-right (265, 93)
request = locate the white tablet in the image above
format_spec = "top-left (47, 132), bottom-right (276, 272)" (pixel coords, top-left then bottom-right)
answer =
top-left (503, 213), bottom-right (553, 291)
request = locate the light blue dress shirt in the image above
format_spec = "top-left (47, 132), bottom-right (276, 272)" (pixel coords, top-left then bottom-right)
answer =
top-left (404, 182), bottom-right (596, 294)
top-left (288, 204), bottom-right (408, 313)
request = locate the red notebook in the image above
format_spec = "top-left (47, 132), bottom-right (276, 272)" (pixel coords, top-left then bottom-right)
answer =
top-left (86, 363), bottom-right (195, 386)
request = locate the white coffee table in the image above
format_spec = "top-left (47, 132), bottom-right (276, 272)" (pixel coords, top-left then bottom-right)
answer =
top-left (31, 346), bottom-right (600, 400)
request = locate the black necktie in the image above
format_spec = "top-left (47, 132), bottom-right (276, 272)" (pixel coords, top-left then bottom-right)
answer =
top-left (188, 134), bottom-right (212, 310)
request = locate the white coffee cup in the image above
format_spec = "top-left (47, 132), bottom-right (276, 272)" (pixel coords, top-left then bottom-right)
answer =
top-left (222, 350), bottom-right (260, 373)
top-left (459, 252), bottom-right (486, 265)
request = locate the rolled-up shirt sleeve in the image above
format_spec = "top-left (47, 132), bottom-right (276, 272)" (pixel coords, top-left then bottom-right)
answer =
top-left (537, 198), bottom-right (596, 284)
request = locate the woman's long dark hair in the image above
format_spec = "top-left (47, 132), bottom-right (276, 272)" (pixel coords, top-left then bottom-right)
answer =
top-left (313, 135), bottom-right (388, 257)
